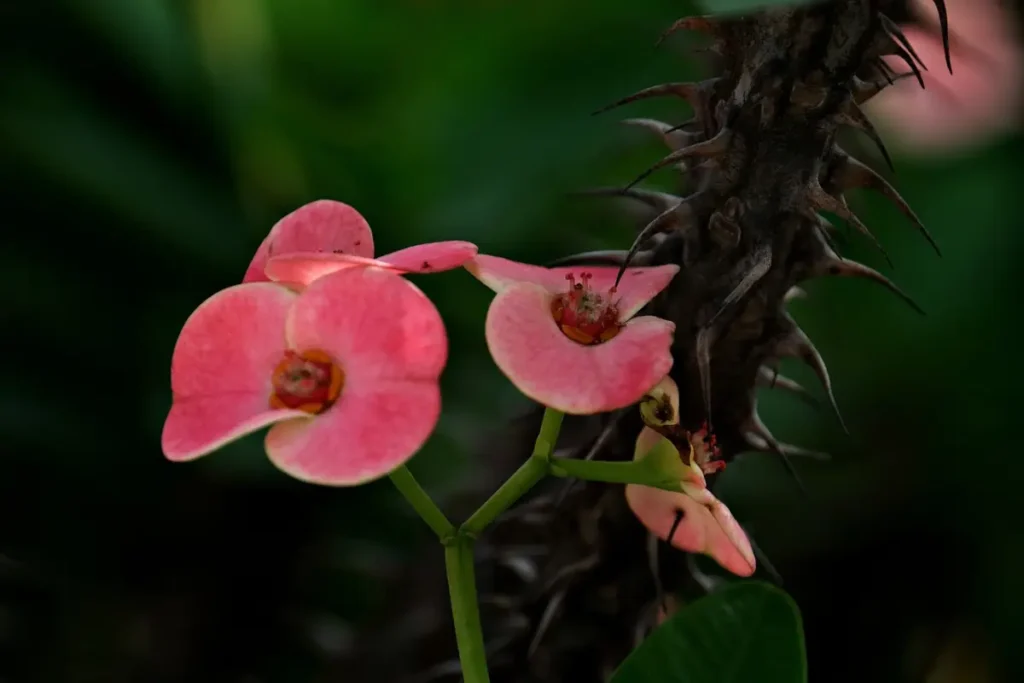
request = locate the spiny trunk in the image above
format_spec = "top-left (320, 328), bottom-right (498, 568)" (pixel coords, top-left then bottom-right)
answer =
top-left (351, 1), bottom-right (950, 681)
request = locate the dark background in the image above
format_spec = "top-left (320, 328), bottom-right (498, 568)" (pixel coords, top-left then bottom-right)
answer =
top-left (2, 1), bottom-right (1022, 682)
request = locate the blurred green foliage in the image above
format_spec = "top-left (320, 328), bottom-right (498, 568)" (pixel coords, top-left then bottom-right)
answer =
top-left (1, 1), bottom-right (1022, 682)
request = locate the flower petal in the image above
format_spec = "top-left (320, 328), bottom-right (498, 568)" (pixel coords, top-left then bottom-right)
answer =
top-left (162, 283), bottom-right (308, 460)
top-left (485, 283), bottom-right (674, 414)
top-left (264, 379), bottom-right (440, 485)
top-left (467, 255), bottom-right (678, 320)
top-left (600, 264), bottom-right (679, 319)
top-left (625, 484), bottom-right (756, 577)
top-left (378, 241), bottom-right (479, 273)
top-left (265, 252), bottom-right (398, 288)
top-left (243, 200), bottom-right (375, 283)
top-left (465, 254), bottom-right (557, 292)
top-left (866, 0), bottom-right (1023, 153)
top-left (163, 400), bottom-right (307, 462)
top-left (285, 267), bottom-right (448, 383)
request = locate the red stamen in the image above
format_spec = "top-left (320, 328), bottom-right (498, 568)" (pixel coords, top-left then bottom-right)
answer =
top-left (269, 349), bottom-right (344, 414)
top-left (549, 271), bottom-right (624, 346)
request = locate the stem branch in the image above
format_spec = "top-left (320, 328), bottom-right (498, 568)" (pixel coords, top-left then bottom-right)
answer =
top-left (388, 465), bottom-right (456, 540)
top-left (550, 457), bottom-right (683, 492)
top-left (461, 407), bottom-right (564, 536)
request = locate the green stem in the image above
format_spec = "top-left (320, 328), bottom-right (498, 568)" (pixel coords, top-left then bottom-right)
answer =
top-left (550, 457), bottom-right (682, 492)
top-left (461, 407), bottom-right (564, 536)
top-left (444, 533), bottom-right (490, 683)
top-left (388, 465), bottom-right (456, 540)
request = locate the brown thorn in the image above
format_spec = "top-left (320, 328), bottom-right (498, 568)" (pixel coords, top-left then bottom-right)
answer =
top-left (784, 286), bottom-right (808, 304)
top-left (822, 258), bottom-right (926, 315)
top-left (741, 525), bottom-right (784, 585)
top-left (706, 242), bottom-right (773, 327)
top-left (666, 117), bottom-right (700, 134)
top-left (546, 250), bottom-right (632, 267)
top-left (745, 413), bottom-right (810, 497)
top-left (834, 154), bottom-right (942, 256)
top-left (880, 14), bottom-right (929, 72)
top-left (614, 192), bottom-right (700, 287)
top-left (592, 82), bottom-right (702, 116)
top-left (621, 118), bottom-right (698, 153)
top-left (875, 58), bottom-right (897, 85)
top-left (667, 509), bottom-right (685, 546)
top-left (696, 326), bottom-right (715, 429)
top-left (807, 180), bottom-right (893, 268)
top-left (744, 429), bottom-right (831, 462)
top-left (933, 0), bottom-right (953, 73)
top-left (624, 127), bottom-right (731, 190)
top-left (838, 100), bottom-right (895, 172)
top-left (757, 366), bottom-right (820, 408)
top-left (890, 43), bottom-right (926, 89)
top-left (782, 322), bottom-right (849, 434)
top-left (570, 186), bottom-right (683, 213)
top-left (527, 589), bottom-right (567, 659)
top-left (656, 15), bottom-right (719, 48)
top-left (851, 72), bottom-right (915, 104)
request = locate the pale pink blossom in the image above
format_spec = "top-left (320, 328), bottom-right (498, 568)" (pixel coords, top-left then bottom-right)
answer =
top-left (466, 255), bottom-right (678, 414)
top-left (868, 0), bottom-right (1023, 153)
top-left (162, 267), bottom-right (447, 485)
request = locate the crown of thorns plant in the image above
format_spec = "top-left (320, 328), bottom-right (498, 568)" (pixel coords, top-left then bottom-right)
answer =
top-left (160, 1), bottom-right (956, 681)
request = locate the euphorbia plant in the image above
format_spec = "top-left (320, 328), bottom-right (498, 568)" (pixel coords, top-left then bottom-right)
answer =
top-left (160, 199), bottom-right (756, 683)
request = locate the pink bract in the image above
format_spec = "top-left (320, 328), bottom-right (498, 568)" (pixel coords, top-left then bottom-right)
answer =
top-left (161, 267), bottom-right (447, 486)
top-left (244, 200), bottom-right (375, 283)
top-left (627, 427), bottom-right (756, 577)
top-left (867, 0), bottom-right (1023, 154)
top-left (468, 254), bottom-right (678, 415)
top-left (245, 199), bottom-right (478, 287)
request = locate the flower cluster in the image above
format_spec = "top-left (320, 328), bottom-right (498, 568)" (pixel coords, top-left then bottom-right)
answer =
top-left (161, 198), bottom-right (754, 578)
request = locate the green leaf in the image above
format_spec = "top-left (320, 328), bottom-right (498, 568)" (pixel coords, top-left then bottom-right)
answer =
top-left (610, 581), bottom-right (807, 683)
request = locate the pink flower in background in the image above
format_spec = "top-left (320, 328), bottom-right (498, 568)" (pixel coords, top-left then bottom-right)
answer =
top-left (466, 254), bottom-right (678, 414)
top-left (626, 426), bottom-right (756, 577)
top-left (161, 267), bottom-right (447, 485)
top-left (867, 0), bottom-right (1023, 154)
top-left (245, 199), bottom-right (477, 288)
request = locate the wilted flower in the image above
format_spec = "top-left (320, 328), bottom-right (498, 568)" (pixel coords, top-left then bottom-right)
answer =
top-left (161, 267), bottom-right (447, 485)
top-left (245, 199), bottom-right (478, 288)
top-left (628, 376), bottom-right (753, 576)
top-left (626, 426), bottom-right (755, 577)
top-left (867, 0), bottom-right (1023, 154)
top-left (466, 254), bottom-right (678, 414)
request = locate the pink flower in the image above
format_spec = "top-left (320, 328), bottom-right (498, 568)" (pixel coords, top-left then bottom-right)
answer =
top-left (626, 425), bottom-right (756, 577)
top-left (161, 267), bottom-right (447, 486)
top-left (867, 0), bottom-right (1023, 154)
top-left (466, 255), bottom-right (678, 414)
top-left (244, 199), bottom-right (478, 288)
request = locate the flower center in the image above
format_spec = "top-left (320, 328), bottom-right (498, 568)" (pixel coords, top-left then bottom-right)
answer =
top-left (269, 349), bottom-right (344, 415)
top-left (549, 272), bottom-right (623, 345)
top-left (689, 421), bottom-right (725, 474)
